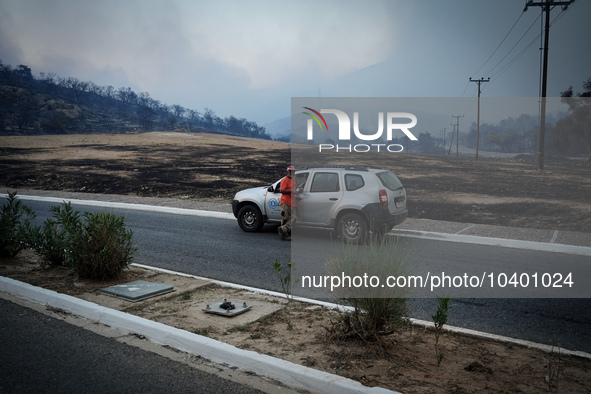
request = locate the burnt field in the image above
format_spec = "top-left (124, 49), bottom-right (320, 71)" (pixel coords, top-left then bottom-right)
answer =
top-left (1, 131), bottom-right (590, 232)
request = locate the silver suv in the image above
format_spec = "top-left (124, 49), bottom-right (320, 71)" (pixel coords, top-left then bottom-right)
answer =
top-left (231, 165), bottom-right (407, 243)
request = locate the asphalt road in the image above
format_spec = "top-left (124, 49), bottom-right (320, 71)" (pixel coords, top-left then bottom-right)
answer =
top-left (11, 199), bottom-right (591, 354)
top-left (0, 297), bottom-right (267, 394)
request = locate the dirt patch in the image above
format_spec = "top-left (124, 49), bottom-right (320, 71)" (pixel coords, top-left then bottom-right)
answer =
top-left (1, 250), bottom-right (590, 393)
top-left (1, 132), bottom-right (590, 232)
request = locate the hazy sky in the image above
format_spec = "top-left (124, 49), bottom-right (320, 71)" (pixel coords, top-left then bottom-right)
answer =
top-left (1, 0), bottom-right (589, 126)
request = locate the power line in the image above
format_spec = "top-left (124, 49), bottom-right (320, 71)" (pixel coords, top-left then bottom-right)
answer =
top-left (459, 0), bottom-right (575, 163)
top-left (468, 2), bottom-right (570, 95)
top-left (483, 5), bottom-right (573, 87)
top-left (461, 7), bottom-right (538, 118)
top-left (452, 81), bottom-right (473, 122)
top-left (460, 11), bottom-right (531, 118)
top-left (488, 33), bottom-right (539, 81)
top-left (483, 13), bottom-right (541, 77)
top-left (470, 12), bottom-right (526, 79)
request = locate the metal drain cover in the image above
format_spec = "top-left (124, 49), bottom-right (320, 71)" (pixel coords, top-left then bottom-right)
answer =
top-left (100, 280), bottom-right (174, 302)
top-left (202, 300), bottom-right (252, 317)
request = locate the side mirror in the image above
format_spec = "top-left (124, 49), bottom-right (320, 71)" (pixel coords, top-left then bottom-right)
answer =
top-left (267, 186), bottom-right (275, 192)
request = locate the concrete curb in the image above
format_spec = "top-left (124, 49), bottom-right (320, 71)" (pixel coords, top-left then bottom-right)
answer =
top-left (392, 229), bottom-right (591, 257)
top-left (0, 275), bottom-right (397, 394)
top-left (1, 194), bottom-right (235, 221)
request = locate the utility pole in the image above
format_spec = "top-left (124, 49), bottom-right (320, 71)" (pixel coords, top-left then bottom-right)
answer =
top-left (441, 127), bottom-right (447, 154)
top-left (469, 77), bottom-right (490, 159)
top-left (523, 0), bottom-right (576, 171)
top-left (448, 123), bottom-right (455, 156)
top-left (452, 114), bottom-right (464, 157)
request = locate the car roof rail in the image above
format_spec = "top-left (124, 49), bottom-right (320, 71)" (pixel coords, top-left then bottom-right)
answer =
top-left (296, 165), bottom-right (373, 172)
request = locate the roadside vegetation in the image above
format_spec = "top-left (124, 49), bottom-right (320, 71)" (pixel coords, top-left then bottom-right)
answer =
top-left (324, 237), bottom-right (411, 342)
top-left (0, 192), bottom-right (36, 258)
top-left (1, 192), bottom-right (135, 280)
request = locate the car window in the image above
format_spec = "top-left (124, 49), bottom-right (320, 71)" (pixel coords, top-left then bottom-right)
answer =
top-left (310, 172), bottom-right (340, 193)
top-left (295, 172), bottom-right (309, 190)
top-left (273, 177), bottom-right (285, 193)
top-left (376, 171), bottom-right (403, 190)
top-left (345, 174), bottom-right (365, 191)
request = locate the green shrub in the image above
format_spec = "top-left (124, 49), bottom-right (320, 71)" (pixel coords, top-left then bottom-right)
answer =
top-left (69, 211), bottom-right (136, 280)
top-left (30, 201), bottom-right (136, 280)
top-left (30, 202), bottom-right (81, 267)
top-left (0, 192), bottom-right (36, 258)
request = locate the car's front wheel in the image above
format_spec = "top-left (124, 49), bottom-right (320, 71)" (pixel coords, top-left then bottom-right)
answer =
top-left (338, 212), bottom-right (368, 244)
top-left (237, 204), bottom-right (264, 232)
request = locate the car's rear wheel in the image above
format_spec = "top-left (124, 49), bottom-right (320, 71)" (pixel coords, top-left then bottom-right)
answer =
top-left (338, 212), bottom-right (368, 244)
top-left (237, 204), bottom-right (264, 232)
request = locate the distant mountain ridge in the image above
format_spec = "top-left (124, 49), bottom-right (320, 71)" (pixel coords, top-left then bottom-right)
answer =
top-left (0, 62), bottom-right (271, 139)
top-left (263, 116), bottom-right (291, 141)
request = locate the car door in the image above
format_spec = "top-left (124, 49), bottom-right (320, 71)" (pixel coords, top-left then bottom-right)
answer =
top-left (264, 178), bottom-right (283, 222)
top-left (297, 171), bottom-right (343, 225)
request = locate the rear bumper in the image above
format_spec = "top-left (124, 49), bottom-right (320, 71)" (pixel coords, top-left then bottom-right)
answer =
top-left (362, 203), bottom-right (407, 232)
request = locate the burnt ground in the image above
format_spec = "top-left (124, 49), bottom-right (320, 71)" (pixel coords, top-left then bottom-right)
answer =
top-left (1, 144), bottom-right (287, 199)
top-left (1, 132), bottom-right (590, 232)
top-left (378, 153), bottom-right (591, 232)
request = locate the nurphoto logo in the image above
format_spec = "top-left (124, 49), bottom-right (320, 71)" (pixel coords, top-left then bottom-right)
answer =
top-left (302, 107), bottom-right (418, 153)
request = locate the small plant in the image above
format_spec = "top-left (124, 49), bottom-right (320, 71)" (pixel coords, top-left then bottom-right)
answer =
top-left (181, 293), bottom-right (191, 301)
top-left (227, 324), bottom-right (252, 333)
top-left (273, 259), bottom-right (295, 301)
top-left (193, 327), bottom-right (213, 337)
top-left (326, 237), bottom-right (411, 341)
top-left (30, 202), bottom-right (81, 267)
top-left (432, 296), bottom-right (453, 366)
top-left (548, 343), bottom-right (562, 392)
top-left (0, 192), bottom-right (36, 258)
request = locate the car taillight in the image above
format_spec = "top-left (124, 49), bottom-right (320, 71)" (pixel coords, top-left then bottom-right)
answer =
top-left (379, 190), bottom-right (388, 206)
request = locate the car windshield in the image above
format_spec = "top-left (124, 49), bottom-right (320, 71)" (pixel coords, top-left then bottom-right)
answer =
top-left (376, 171), bottom-right (403, 191)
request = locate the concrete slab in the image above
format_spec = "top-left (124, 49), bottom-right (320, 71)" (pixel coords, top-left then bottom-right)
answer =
top-left (121, 285), bottom-right (288, 332)
top-left (100, 280), bottom-right (175, 302)
top-left (203, 300), bottom-right (252, 317)
top-left (78, 273), bottom-right (211, 310)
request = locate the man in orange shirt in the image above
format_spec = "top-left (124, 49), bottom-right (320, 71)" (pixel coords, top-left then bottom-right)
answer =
top-left (278, 165), bottom-right (297, 241)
